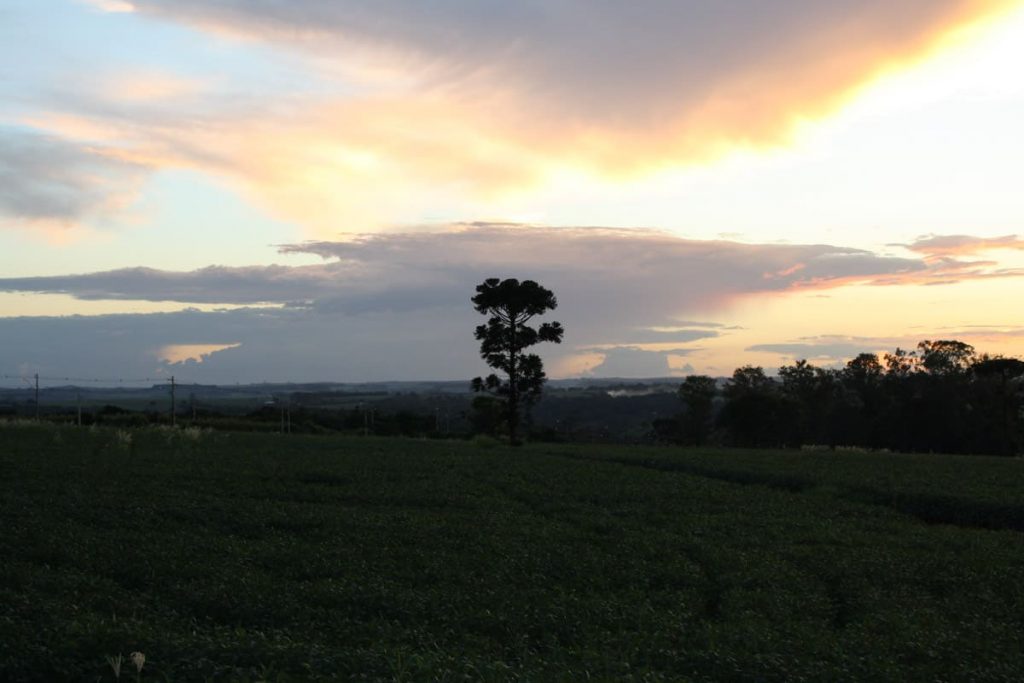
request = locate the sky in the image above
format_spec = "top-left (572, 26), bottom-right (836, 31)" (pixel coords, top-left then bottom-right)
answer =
top-left (2, 0), bottom-right (1024, 385)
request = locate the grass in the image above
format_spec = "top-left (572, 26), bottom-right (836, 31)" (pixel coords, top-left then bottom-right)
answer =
top-left (1, 422), bottom-right (1022, 681)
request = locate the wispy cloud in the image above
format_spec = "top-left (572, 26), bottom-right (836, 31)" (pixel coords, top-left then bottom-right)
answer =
top-left (99, 71), bottom-right (208, 104)
top-left (746, 335), bottom-right (905, 363)
top-left (0, 126), bottom-right (149, 229)
top-left (78, 0), bottom-right (136, 13)
top-left (117, 0), bottom-right (1000, 164)
top-left (898, 233), bottom-right (1024, 258)
top-left (0, 264), bottom-right (347, 305)
top-left (743, 330), bottom-right (1024, 365)
top-left (5, 224), bottom-right (1023, 313)
top-left (12, 1), bottom-right (1013, 233)
top-left (0, 224), bottom-right (927, 311)
top-left (652, 321), bottom-right (741, 330)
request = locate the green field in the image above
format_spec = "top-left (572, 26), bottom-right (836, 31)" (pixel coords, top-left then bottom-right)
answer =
top-left (1, 423), bottom-right (1023, 681)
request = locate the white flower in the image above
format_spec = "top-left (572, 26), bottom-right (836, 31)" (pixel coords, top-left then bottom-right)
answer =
top-left (106, 654), bottom-right (123, 679)
top-left (130, 651), bottom-right (146, 673)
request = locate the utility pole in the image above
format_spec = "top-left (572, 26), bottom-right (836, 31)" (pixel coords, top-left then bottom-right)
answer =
top-left (34, 373), bottom-right (39, 421)
top-left (170, 375), bottom-right (176, 427)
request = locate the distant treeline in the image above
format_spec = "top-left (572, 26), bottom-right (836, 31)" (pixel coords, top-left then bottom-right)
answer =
top-left (8, 339), bottom-right (1022, 455)
top-left (23, 403), bottom-right (447, 439)
top-left (654, 340), bottom-right (1024, 456)
top-left (1, 381), bottom-right (687, 443)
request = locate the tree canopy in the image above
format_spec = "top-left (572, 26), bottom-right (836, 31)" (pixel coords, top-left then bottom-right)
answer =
top-left (471, 278), bottom-right (563, 445)
top-left (663, 341), bottom-right (1024, 456)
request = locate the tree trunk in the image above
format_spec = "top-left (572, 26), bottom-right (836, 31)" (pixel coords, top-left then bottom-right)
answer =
top-left (508, 317), bottom-right (521, 446)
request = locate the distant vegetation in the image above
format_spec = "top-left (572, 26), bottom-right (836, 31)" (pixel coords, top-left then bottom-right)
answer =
top-left (0, 380), bottom-right (683, 443)
top-left (2, 424), bottom-right (1022, 680)
top-left (3, 338), bottom-right (1022, 456)
top-left (657, 340), bottom-right (1024, 457)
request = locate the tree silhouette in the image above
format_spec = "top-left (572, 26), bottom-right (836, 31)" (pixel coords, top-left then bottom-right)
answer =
top-left (718, 366), bottom-right (783, 447)
top-left (917, 340), bottom-right (976, 375)
top-left (694, 340), bottom-right (1024, 456)
top-left (678, 375), bottom-right (717, 445)
top-left (471, 278), bottom-right (564, 445)
top-left (843, 353), bottom-right (884, 392)
top-left (779, 359), bottom-right (839, 446)
top-left (973, 356), bottom-right (1024, 455)
top-left (840, 353), bottom-right (886, 447)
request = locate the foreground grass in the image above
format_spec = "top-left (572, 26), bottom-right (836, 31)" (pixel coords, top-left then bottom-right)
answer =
top-left (1, 424), bottom-right (1023, 681)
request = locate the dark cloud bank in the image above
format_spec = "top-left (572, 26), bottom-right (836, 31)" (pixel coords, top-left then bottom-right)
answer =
top-left (1, 225), bottom-right (1019, 382)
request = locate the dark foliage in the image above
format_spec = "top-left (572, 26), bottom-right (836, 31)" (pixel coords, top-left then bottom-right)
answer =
top-left (694, 340), bottom-right (1024, 455)
top-left (471, 278), bottom-right (564, 445)
top-left (677, 374), bottom-right (717, 445)
top-left (3, 429), bottom-right (1024, 680)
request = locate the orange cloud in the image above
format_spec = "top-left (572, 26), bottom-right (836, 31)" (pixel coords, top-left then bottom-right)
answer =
top-left (101, 72), bottom-right (207, 103)
top-left (24, 93), bottom-right (551, 233)
top-left (785, 259), bottom-right (1024, 291)
top-left (549, 352), bottom-right (606, 378)
top-left (79, 0), bottom-right (135, 12)
top-left (157, 342), bottom-right (241, 364)
top-left (19, 1), bottom-right (1019, 234)
top-left (765, 263), bottom-right (807, 280)
top-left (900, 234), bottom-right (1024, 258)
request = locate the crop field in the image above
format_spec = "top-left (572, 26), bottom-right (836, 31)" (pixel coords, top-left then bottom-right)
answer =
top-left (1, 423), bottom-right (1023, 681)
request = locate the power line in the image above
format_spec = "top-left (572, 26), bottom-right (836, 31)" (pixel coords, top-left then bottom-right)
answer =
top-left (2, 372), bottom-right (179, 423)
top-left (0, 374), bottom-right (170, 385)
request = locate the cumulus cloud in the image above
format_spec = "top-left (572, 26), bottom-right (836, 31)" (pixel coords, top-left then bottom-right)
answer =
top-left (582, 329), bottom-right (719, 349)
top-left (587, 348), bottom-right (675, 379)
top-left (0, 126), bottom-right (149, 228)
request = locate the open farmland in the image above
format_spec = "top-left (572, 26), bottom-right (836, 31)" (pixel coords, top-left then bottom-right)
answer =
top-left (1, 424), bottom-right (1023, 681)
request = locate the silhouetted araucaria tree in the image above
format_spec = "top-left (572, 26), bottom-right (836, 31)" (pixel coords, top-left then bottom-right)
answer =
top-left (471, 278), bottom-right (564, 446)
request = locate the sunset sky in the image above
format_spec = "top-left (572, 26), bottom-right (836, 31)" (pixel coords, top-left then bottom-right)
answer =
top-left (2, 0), bottom-right (1024, 384)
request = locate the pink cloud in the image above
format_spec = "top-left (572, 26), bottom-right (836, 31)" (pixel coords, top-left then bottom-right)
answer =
top-left (899, 234), bottom-right (1024, 258)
